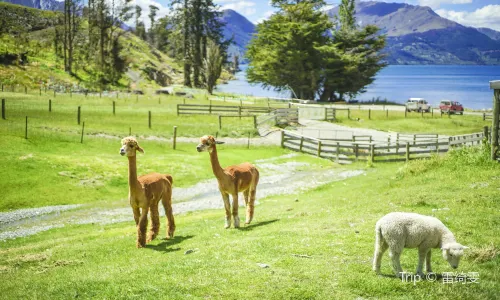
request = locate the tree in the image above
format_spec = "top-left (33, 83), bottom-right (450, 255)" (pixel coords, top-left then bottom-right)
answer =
top-left (246, 0), bottom-right (331, 100)
top-left (63, 0), bottom-right (81, 74)
top-left (148, 5), bottom-right (159, 44)
top-left (204, 39), bottom-right (223, 94)
top-left (134, 5), bottom-right (146, 40)
top-left (246, 0), bottom-right (386, 101)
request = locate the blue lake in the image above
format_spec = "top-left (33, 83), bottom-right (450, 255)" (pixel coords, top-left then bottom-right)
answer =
top-left (216, 65), bottom-right (500, 109)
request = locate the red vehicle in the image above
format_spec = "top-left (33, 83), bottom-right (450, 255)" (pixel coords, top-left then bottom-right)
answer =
top-left (439, 100), bottom-right (464, 115)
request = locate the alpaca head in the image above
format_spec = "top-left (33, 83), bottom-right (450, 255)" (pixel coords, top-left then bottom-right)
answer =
top-left (120, 136), bottom-right (144, 157)
top-left (441, 243), bottom-right (468, 269)
top-left (196, 135), bottom-right (224, 153)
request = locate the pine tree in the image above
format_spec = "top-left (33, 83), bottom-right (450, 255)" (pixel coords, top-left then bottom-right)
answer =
top-left (204, 39), bottom-right (222, 94)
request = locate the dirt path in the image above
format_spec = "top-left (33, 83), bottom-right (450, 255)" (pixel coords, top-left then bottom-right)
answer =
top-left (0, 154), bottom-right (364, 241)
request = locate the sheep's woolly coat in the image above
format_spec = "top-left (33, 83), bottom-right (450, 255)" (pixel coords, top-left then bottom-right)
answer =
top-left (373, 212), bottom-right (466, 277)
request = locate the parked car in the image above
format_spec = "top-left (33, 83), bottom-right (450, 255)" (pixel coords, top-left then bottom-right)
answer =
top-left (406, 98), bottom-right (430, 112)
top-left (439, 100), bottom-right (464, 115)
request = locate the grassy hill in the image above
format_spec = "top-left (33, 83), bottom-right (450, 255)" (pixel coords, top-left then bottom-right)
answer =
top-left (0, 2), bottom-right (184, 91)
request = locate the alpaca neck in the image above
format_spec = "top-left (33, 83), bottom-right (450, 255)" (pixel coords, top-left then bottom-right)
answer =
top-left (209, 146), bottom-right (225, 180)
top-left (127, 155), bottom-right (139, 195)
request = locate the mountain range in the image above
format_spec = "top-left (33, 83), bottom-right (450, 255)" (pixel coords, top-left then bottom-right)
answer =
top-left (2, 0), bottom-right (62, 10)
top-left (221, 2), bottom-right (500, 65)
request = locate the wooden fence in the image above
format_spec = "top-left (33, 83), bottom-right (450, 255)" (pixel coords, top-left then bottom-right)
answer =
top-left (176, 104), bottom-right (273, 116)
top-left (281, 130), bottom-right (486, 164)
top-left (275, 108), bottom-right (298, 125)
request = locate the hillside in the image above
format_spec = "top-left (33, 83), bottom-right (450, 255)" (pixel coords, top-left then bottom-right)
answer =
top-left (1, 0), bottom-right (63, 10)
top-left (0, 2), bottom-right (183, 90)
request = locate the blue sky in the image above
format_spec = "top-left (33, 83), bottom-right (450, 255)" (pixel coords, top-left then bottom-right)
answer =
top-left (135, 0), bottom-right (500, 31)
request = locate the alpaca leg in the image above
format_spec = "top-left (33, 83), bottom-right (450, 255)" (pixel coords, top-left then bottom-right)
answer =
top-left (137, 208), bottom-right (148, 248)
top-left (221, 192), bottom-right (231, 229)
top-left (162, 188), bottom-right (175, 239)
top-left (132, 207), bottom-right (140, 225)
top-left (426, 250), bottom-right (432, 273)
top-left (232, 193), bottom-right (240, 228)
top-left (147, 203), bottom-right (160, 243)
top-left (246, 188), bottom-right (257, 225)
top-left (373, 241), bottom-right (388, 273)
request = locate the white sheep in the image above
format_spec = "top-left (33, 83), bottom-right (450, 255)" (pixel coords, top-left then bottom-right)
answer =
top-left (372, 212), bottom-right (468, 277)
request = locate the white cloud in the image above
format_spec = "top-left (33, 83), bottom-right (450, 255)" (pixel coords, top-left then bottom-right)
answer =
top-left (418, 0), bottom-right (472, 9)
top-left (221, 1), bottom-right (257, 16)
top-left (436, 5), bottom-right (500, 31)
top-left (255, 10), bottom-right (275, 24)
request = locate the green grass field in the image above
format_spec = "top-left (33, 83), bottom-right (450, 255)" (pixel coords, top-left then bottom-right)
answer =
top-left (0, 91), bottom-right (498, 299)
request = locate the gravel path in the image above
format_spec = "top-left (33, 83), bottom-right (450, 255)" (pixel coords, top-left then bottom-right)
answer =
top-left (0, 154), bottom-right (364, 241)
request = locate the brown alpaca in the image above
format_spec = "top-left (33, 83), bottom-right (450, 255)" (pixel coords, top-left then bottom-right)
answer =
top-left (120, 137), bottom-right (175, 248)
top-left (196, 135), bottom-right (259, 228)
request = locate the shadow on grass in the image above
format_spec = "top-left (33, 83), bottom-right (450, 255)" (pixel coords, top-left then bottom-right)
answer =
top-left (239, 219), bottom-right (279, 231)
top-left (145, 235), bottom-right (194, 253)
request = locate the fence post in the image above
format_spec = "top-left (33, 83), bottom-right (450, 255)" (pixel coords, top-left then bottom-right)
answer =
top-left (421, 109), bottom-right (424, 118)
top-left (483, 113), bottom-right (486, 121)
top-left (354, 144), bottom-right (359, 161)
top-left (348, 108), bottom-right (351, 120)
top-left (370, 144), bottom-right (375, 163)
top-left (25, 116), bottom-right (28, 139)
top-left (336, 142), bottom-right (340, 163)
top-left (387, 137), bottom-right (390, 153)
top-left (177, 104), bottom-right (179, 116)
top-left (368, 109), bottom-right (371, 120)
top-left (299, 137), bottom-right (304, 152)
top-left (49, 99), bottom-right (52, 112)
top-left (219, 115), bottom-right (222, 130)
top-left (431, 108), bottom-right (434, 117)
top-left (148, 111), bottom-right (151, 128)
top-left (173, 126), bottom-right (177, 150)
top-left (39, 87), bottom-right (42, 96)
top-left (1, 99), bottom-right (5, 119)
top-left (405, 142), bottom-right (410, 162)
top-left (209, 100), bottom-right (212, 114)
top-left (238, 106), bottom-right (241, 119)
top-left (81, 122), bottom-right (85, 143)
top-left (413, 134), bottom-right (416, 145)
top-left (484, 126), bottom-right (489, 142)
top-left (281, 130), bottom-right (285, 148)
top-left (436, 138), bottom-right (439, 154)
top-left (317, 141), bottom-right (322, 157)
top-left (253, 115), bottom-right (257, 129)
top-left (77, 106), bottom-right (81, 125)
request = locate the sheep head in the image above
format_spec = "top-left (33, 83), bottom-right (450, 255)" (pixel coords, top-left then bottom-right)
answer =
top-left (120, 136), bottom-right (144, 157)
top-left (441, 242), bottom-right (468, 269)
top-left (196, 135), bottom-right (224, 153)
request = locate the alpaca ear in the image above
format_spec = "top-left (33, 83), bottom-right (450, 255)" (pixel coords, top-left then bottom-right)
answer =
top-left (215, 141), bottom-right (225, 144)
top-left (137, 146), bottom-right (144, 153)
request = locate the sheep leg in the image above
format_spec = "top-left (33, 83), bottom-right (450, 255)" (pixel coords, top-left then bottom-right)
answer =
top-left (162, 188), bottom-right (175, 239)
top-left (426, 250), bottom-right (432, 273)
top-left (137, 208), bottom-right (148, 248)
top-left (232, 193), bottom-right (240, 228)
top-left (416, 247), bottom-right (428, 276)
top-left (146, 203), bottom-right (160, 243)
top-left (221, 192), bottom-right (231, 229)
top-left (389, 249), bottom-right (404, 277)
top-left (373, 241), bottom-right (388, 273)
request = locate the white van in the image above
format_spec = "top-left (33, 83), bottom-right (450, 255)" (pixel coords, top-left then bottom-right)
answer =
top-left (406, 98), bottom-right (430, 112)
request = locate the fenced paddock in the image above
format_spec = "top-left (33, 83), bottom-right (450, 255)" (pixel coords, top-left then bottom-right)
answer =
top-left (281, 130), bottom-right (487, 164)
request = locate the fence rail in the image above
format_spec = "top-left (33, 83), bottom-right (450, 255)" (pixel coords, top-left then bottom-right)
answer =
top-left (281, 130), bottom-right (486, 164)
top-left (176, 104), bottom-right (274, 116)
